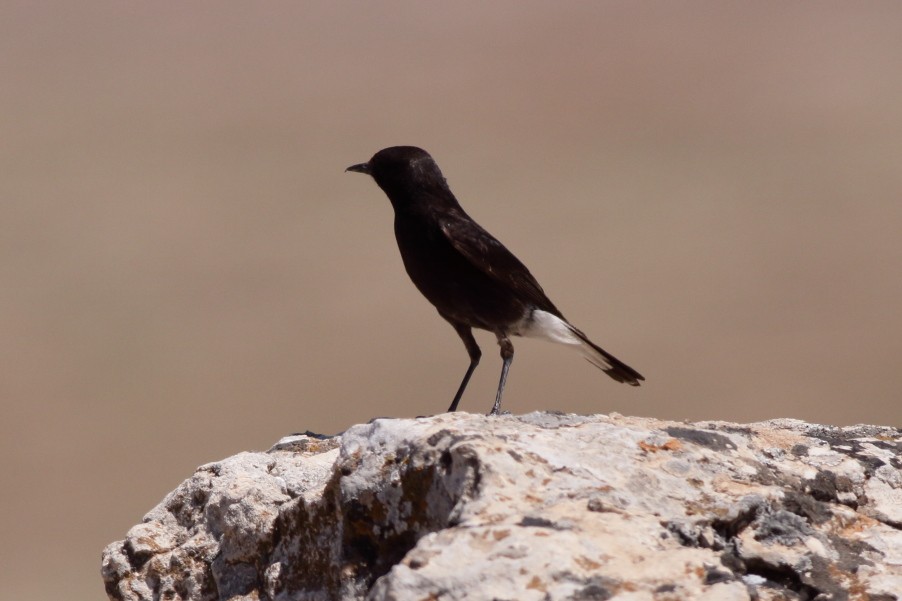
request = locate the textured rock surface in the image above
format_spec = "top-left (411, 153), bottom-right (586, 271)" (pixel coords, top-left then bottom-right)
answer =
top-left (102, 413), bottom-right (902, 600)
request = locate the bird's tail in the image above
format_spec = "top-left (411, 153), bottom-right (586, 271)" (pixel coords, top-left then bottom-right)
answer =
top-left (568, 325), bottom-right (644, 386)
top-left (520, 309), bottom-right (644, 386)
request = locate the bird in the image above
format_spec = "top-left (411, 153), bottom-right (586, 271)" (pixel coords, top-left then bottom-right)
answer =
top-left (346, 146), bottom-right (643, 415)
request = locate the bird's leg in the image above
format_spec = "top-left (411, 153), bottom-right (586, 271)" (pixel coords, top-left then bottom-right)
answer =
top-left (489, 334), bottom-right (514, 416)
top-left (447, 323), bottom-right (481, 412)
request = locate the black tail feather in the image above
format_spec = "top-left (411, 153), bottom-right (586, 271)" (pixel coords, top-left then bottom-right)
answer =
top-left (570, 327), bottom-right (644, 386)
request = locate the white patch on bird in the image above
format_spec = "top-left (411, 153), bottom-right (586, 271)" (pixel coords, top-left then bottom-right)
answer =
top-left (518, 310), bottom-right (582, 345)
top-left (516, 309), bottom-right (615, 371)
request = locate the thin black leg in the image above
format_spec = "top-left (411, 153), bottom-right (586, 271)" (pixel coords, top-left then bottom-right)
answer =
top-left (489, 334), bottom-right (514, 416)
top-left (447, 322), bottom-right (481, 412)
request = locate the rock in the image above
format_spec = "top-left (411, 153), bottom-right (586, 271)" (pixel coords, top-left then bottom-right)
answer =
top-left (101, 413), bottom-right (902, 601)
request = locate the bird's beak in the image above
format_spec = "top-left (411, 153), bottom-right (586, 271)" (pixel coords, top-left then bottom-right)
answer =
top-left (345, 162), bottom-right (371, 175)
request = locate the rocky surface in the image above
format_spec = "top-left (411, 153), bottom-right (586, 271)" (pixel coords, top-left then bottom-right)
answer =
top-left (102, 412), bottom-right (902, 600)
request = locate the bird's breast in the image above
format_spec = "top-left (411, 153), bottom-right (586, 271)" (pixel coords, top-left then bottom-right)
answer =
top-left (393, 215), bottom-right (528, 331)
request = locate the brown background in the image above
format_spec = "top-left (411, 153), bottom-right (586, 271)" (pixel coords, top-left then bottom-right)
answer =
top-left (2, 3), bottom-right (901, 600)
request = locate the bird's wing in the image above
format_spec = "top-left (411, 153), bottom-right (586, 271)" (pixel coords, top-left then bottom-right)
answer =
top-left (439, 213), bottom-right (563, 316)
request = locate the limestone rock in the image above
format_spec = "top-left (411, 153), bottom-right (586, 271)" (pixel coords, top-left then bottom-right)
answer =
top-left (101, 413), bottom-right (902, 600)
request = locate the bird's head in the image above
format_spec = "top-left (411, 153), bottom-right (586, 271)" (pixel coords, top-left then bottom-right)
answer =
top-left (346, 146), bottom-right (453, 208)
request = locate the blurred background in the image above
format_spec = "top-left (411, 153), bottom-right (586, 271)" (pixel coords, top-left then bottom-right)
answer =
top-left (2, 2), bottom-right (901, 599)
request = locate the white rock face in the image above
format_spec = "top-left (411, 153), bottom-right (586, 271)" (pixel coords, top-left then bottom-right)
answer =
top-left (101, 413), bottom-right (902, 601)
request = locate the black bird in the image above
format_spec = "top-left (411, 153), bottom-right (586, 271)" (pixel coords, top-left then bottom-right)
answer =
top-left (347, 146), bottom-right (643, 415)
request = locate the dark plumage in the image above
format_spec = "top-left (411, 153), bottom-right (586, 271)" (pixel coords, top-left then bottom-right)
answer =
top-left (347, 146), bottom-right (643, 414)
